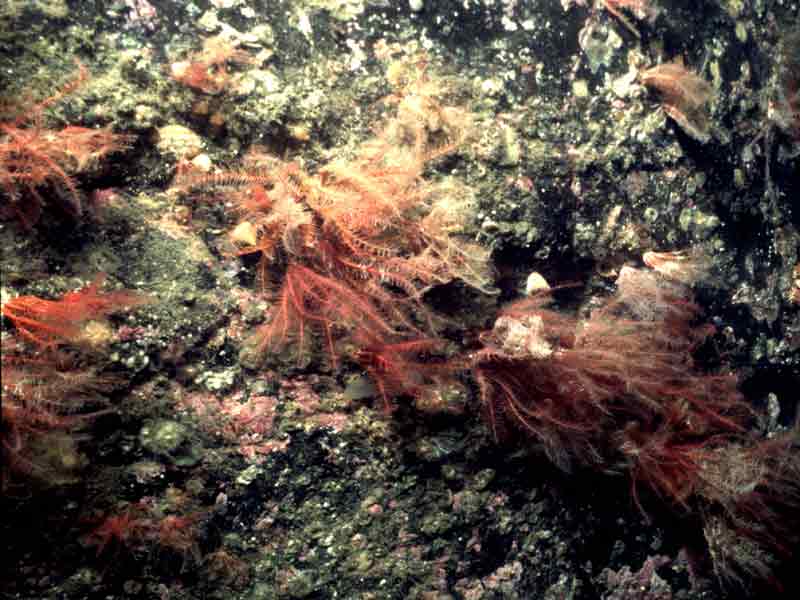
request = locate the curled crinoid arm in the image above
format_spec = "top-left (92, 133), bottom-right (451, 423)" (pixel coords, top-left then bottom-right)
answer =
top-left (170, 34), bottom-right (254, 95)
top-left (82, 505), bottom-right (153, 557)
top-left (57, 125), bottom-right (135, 172)
top-left (473, 351), bottom-right (606, 473)
top-left (617, 420), bottom-right (722, 513)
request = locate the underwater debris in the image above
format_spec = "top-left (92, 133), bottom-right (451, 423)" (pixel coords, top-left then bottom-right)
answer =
top-left (641, 61), bottom-right (714, 143)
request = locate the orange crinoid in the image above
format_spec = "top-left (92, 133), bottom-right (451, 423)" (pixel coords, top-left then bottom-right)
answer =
top-left (0, 62), bottom-right (133, 225)
top-left (178, 57), bottom-right (493, 378)
top-left (1, 277), bottom-right (146, 487)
